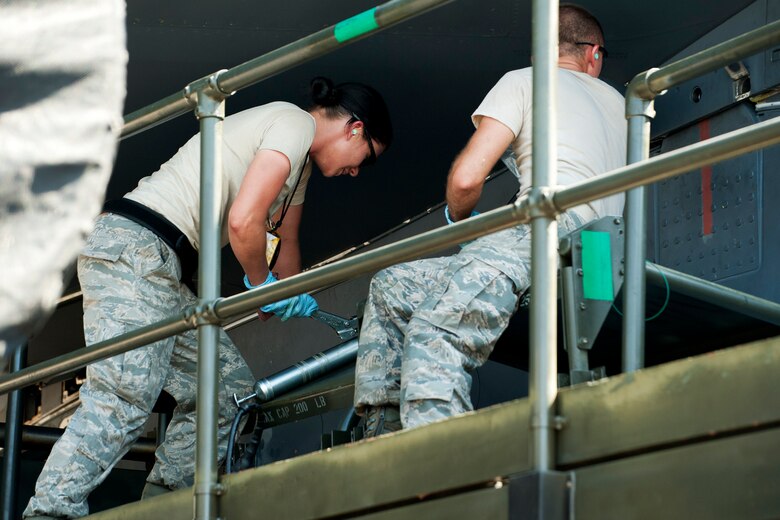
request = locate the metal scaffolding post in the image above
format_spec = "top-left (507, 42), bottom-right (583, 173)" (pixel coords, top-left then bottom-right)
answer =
top-left (528, 0), bottom-right (559, 473)
top-left (622, 70), bottom-right (656, 372)
top-left (193, 73), bottom-right (228, 520)
top-left (1, 345), bottom-right (27, 520)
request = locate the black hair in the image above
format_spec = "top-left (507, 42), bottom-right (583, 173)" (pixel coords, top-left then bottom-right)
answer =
top-left (559, 4), bottom-right (605, 58)
top-left (309, 76), bottom-right (393, 150)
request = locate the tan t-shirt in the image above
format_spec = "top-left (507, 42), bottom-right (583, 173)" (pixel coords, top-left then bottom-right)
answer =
top-left (472, 67), bottom-right (627, 220)
top-left (127, 102), bottom-right (315, 250)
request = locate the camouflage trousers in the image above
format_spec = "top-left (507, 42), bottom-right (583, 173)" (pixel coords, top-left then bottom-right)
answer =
top-left (0, 0), bottom-right (126, 365)
top-left (24, 214), bottom-right (254, 519)
top-left (353, 212), bottom-right (585, 430)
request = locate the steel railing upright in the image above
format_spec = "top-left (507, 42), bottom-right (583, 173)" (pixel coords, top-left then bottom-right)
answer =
top-left (0, 345), bottom-right (26, 520)
top-left (528, 0), bottom-right (559, 473)
top-left (192, 84), bottom-right (226, 519)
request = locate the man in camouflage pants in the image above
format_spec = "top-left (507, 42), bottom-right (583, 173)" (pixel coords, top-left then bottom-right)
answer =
top-left (353, 4), bottom-right (626, 435)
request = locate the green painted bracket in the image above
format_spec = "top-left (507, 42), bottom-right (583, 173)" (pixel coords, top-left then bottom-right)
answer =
top-left (581, 230), bottom-right (614, 301)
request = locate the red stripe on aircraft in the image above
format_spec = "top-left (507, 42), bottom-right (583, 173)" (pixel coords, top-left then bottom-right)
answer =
top-left (699, 120), bottom-right (713, 236)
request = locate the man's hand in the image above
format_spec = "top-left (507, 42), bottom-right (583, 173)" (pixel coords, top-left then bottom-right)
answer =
top-left (444, 205), bottom-right (480, 248)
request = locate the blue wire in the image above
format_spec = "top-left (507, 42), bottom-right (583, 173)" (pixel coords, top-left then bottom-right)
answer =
top-left (611, 263), bottom-right (670, 321)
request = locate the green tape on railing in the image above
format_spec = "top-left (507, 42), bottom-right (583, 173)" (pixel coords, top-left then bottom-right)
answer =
top-left (581, 230), bottom-right (614, 301)
top-left (334, 8), bottom-right (379, 43)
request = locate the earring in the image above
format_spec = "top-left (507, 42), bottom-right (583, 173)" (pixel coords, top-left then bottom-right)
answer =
top-left (594, 52), bottom-right (600, 60)
top-left (351, 129), bottom-right (358, 135)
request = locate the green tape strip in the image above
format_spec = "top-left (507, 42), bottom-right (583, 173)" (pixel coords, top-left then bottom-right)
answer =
top-left (334, 8), bottom-right (379, 43)
top-left (581, 230), bottom-right (614, 301)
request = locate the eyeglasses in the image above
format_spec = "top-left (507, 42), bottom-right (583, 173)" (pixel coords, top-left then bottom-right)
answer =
top-left (350, 112), bottom-right (377, 167)
top-left (574, 41), bottom-right (609, 59)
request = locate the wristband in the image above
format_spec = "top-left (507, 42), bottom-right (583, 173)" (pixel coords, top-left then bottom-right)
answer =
top-left (444, 205), bottom-right (455, 225)
top-left (445, 205), bottom-right (480, 225)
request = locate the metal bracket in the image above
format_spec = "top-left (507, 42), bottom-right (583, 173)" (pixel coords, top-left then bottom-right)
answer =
top-left (626, 67), bottom-right (664, 102)
top-left (179, 299), bottom-right (221, 329)
top-left (194, 481), bottom-right (225, 496)
top-left (560, 217), bottom-right (624, 385)
top-left (553, 415), bottom-right (568, 431)
top-left (185, 69), bottom-right (234, 119)
top-left (724, 61), bottom-right (751, 102)
top-left (194, 300), bottom-right (222, 327)
top-left (724, 61), bottom-right (749, 81)
top-left (512, 195), bottom-right (533, 225)
top-left (527, 187), bottom-right (559, 220)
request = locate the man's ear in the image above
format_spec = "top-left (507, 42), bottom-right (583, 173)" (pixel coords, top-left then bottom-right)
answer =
top-left (585, 45), bottom-right (601, 77)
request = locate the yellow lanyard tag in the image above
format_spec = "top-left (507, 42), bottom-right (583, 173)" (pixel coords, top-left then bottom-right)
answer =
top-left (266, 230), bottom-right (281, 270)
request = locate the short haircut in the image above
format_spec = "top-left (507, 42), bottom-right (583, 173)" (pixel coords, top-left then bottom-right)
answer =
top-left (559, 3), bottom-right (605, 58)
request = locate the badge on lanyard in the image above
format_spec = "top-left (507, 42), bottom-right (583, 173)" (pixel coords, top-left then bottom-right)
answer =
top-left (266, 230), bottom-right (281, 270)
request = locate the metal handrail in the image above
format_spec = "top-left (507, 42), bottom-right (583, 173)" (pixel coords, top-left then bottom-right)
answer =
top-left (121, 0), bottom-right (454, 139)
top-left (3, 114), bottom-right (780, 397)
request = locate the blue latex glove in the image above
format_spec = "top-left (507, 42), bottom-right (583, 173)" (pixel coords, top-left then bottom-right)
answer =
top-left (243, 273), bottom-right (319, 321)
top-left (444, 205), bottom-right (480, 247)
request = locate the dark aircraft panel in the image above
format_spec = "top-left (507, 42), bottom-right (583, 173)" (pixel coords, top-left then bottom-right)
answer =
top-left (649, 0), bottom-right (780, 303)
top-left (656, 104), bottom-right (762, 283)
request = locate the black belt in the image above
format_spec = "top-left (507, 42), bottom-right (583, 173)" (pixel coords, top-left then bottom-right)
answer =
top-left (103, 198), bottom-right (198, 291)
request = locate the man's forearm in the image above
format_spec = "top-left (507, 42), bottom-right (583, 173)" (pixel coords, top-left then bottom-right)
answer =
top-left (445, 185), bottom-right (482, 221)
top-left (445, 153), bottom-right (486, 221)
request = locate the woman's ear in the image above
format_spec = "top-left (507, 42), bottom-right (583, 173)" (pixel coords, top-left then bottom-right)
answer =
top-left (348, 120), bottom-right (364, 138)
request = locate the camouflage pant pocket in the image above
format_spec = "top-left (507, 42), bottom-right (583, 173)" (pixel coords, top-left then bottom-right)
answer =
top-left (80, 239), bottom-right (126, 263)
top-left (404, 378), bottom-right (455, 403)
top-left (419, 259), bottom-right (500, 335)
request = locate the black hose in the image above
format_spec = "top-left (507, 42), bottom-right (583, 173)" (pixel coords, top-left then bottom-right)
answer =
top-left (237, 420), bottom-right (264, 470)
top-left (225, 403), bottom-right (260, 474)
